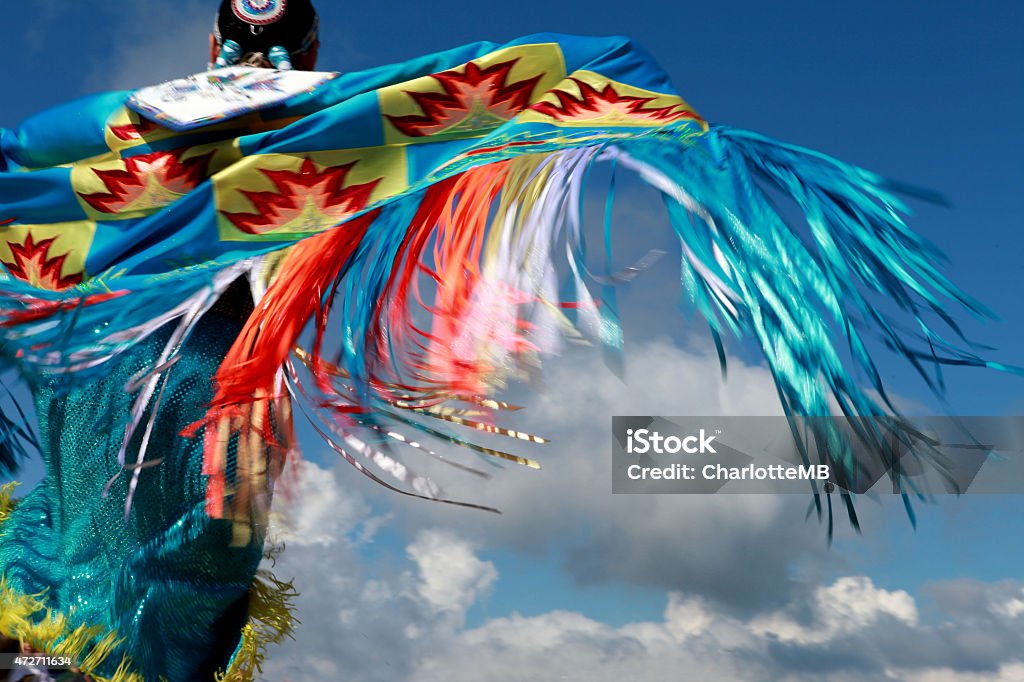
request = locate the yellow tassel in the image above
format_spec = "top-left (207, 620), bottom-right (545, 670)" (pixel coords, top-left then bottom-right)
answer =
top-left (100, 655), bottom-right (148, 682)
top-left (0, 576), bottom-right (142, 681)
top-left (0, 481), bottom-right (19, 531)
top-left (79, 631), bottom-right (129, 672)
top-left (0, 576), bottom-right (47, 635)
top-left (216, 567), bottom-right (300, 682)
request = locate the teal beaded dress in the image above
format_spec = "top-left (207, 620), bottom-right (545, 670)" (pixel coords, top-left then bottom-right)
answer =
top-left (0, 301), bottom-right (269, 681)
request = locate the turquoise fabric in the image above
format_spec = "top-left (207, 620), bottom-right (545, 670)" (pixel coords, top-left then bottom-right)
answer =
top-left (0, 34), bottom-right (700, 378)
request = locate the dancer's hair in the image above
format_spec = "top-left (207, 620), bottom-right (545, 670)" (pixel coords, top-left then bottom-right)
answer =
top-left (212, 0), bottom-right (319, 70)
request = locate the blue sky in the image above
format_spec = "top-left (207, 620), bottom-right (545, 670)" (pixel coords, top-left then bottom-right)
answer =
top-left (4, 2), bottom-right (1024, 680)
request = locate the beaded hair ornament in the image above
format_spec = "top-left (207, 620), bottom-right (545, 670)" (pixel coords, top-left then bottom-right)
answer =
top-left (212, 0), bottom-right (318, 70)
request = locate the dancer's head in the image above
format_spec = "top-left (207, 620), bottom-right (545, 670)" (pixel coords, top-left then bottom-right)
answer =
top-left (210, 0), bottom-right (319, 71)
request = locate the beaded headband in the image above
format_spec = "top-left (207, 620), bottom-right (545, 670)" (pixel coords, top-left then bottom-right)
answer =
top-left (232, 0), bottom-right (288, 26)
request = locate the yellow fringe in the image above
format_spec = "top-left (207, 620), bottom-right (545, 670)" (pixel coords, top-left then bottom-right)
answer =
top-left (0, 484), bottom-right (299, 682)
top-left (0, 481), bottom-right (18, 530)
top-left (216, 567), bottom-right (300, 682)
top-left (0, 576), bottom-right (141, 682)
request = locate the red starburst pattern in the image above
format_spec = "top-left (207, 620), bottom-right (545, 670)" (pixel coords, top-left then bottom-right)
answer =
top-left (387, 59), bottom-right (542, 137)
top-left (79, 148), bottom-right (216, 214)
top-left (1, 234), bottom-right (82, 291)
top-left (222, 157), bottom-right (382, 235)
top-left (529, 78), bottom-right (702, 125)
top-left (109, 118), bottom-right (160, 141)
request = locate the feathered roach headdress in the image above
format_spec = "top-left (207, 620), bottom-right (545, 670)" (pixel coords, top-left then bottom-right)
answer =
top-left (213, 0), bottom-right (319, 70)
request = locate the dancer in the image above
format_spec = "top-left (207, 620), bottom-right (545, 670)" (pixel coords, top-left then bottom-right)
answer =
top-left (0, 3), bottom-right (1011, 679)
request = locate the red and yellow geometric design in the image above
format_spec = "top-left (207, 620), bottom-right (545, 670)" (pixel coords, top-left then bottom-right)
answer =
top-left (104, 107), bottom-right (181, 155)
top-left (520, 70), bottom-right (705, 128)
top-left (0, 221), bottom-right (96, 291)
top-left (213, 147), bottom-right (407, 241)
top-left (103, 106), bottom-right (298, 156)
top-left (72, 143), bottom-right (241, 221)
top-left (379, 43), bottom-right (566, 145)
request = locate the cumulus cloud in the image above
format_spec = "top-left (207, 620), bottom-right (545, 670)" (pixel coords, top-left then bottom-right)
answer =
top-left (269, 458), bottom-right (384, 548)
top-left (890, 665), bottom-right (1024, 682)
top-left (923, 579), bottom-right (1024, 623)
top-left (254, 329), bottom-right (1024, 681)
top-left (261, 484), bottom-right (1024, 682)
top-left (260, 464), bottom-right (420, 682)
top-left (93, 447), bottom-right (1003, 682)
top-left (417, 573), bottom-right (1024, 682)
top-left (750, 576), bottom-right (919, 645)
top-left (406, 530), bottom-right (497, 620)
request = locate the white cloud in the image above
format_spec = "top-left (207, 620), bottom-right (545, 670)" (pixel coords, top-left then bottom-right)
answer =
top-left (818, 575), bottom-right (920, 627)
top-left (750, 576), bottom-right (918, 645)
top-left (406, 529), bottom-right (497, 620)
top-left (661, 592), bottom-right (715, 639)
top-left (257, 461), bottom-right (1024, 682)
top-left (996, 595), bottom-right (1024, 619)
top-left (887, 664), bottom-right (1024, 682)
top-left (406, 575), bottom-right (1022, 682)
top-left (923, 578), bottom-right (1024, 623)
top-left (269, 457), bottom-right (382, 548)
top-left (256, 456), bottom-right (1024, 682)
